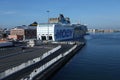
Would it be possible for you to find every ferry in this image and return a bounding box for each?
[37,14,87,41]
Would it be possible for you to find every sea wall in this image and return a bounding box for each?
[0,42,85,80]
[33,42,85,80]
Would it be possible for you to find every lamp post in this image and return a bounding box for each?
[47,10,50,41]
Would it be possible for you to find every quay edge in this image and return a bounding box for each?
[0,41,85,80]
[33,42,85,80]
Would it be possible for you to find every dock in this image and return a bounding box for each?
[0,41,85,80]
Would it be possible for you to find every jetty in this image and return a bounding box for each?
[0,41,85,80]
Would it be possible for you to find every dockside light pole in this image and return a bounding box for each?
[47,10,50,41]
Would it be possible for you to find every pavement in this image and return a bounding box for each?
[0,44,59,73]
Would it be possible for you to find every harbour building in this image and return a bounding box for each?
[8,22,37,41]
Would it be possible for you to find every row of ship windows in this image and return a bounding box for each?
[39,34,52,35]
[37,29,53,30]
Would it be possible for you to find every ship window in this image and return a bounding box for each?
[41,36,46,40]
[49,36,52,40]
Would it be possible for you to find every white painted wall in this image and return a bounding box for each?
[37,24,55,41]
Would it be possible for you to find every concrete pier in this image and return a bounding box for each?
[0,41,85,80]
[33,42,85,80]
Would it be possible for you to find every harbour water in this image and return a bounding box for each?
[51,33,120,80]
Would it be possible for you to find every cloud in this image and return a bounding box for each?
[4,11,16,14]
[0,11,16,15]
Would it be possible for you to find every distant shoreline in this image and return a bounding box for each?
[88,29,120,33]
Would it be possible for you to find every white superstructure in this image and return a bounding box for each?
[37,23,74,41]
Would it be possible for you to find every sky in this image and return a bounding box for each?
[0,0,120,29]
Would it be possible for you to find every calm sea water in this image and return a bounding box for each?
[51,33,120,80]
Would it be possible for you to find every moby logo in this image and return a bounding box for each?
[55,29,73,39]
